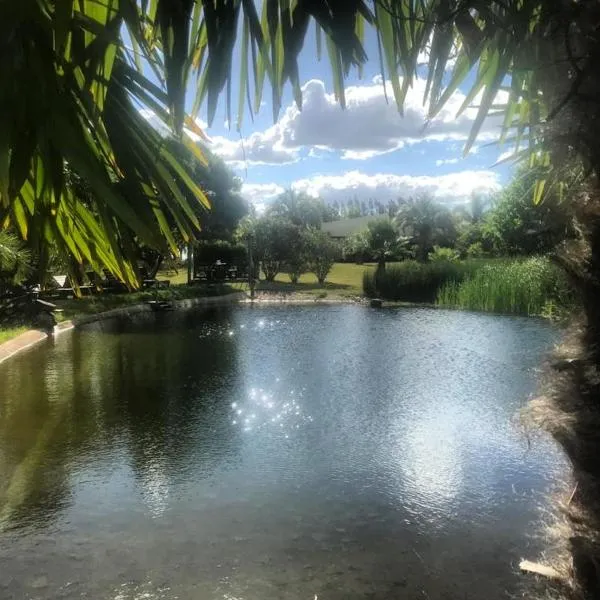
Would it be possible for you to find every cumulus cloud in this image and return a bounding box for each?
[290,170,501,205]
[241,169,501,210]
[210,129,297,166]
[139,77,504,166]
[240,182,285,213]
[215,77,505,165]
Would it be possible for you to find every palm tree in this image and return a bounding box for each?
[266,190,324,228]
[394,196,456,261]
[0,231,31,292]
[4,2,600,594]
[365,218,399,277]
[456,194,491,225]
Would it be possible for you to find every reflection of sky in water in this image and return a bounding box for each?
[0,305,566,600]
[231,386,313,438]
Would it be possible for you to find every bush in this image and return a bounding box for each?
[363,259,483,302]
[194,240,247,268]
[436,256,576,316]
[306,230,340,284]
[428,246,459,262]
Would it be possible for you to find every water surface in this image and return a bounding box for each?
[0,305,565,599]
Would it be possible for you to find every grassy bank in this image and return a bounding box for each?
[363,256,576,317]
[53,282,243,321]
[0,326,28,344]
[436,257,574,317]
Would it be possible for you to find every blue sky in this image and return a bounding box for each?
[170,27,514,211]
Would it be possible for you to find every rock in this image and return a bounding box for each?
[370,299,383,308]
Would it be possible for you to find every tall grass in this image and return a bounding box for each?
[436,256,575,317]
[363,259,484,303]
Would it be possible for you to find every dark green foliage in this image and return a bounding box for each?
[252,217,301,281]
[394,196,457,261]
[485,167,575,255]
[194,240,247,268]
[363,260,483,302]
[305,230,340,284]
[266,190,330,229]
[0,231,31,294]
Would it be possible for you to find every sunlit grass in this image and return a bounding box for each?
[271,262,375,296]
[0,326,28,344]
[436,257,575,317]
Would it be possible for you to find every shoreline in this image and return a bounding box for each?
[0,290,559,366]
[0,291,246,366]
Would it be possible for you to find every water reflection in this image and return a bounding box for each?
[231,386,313,437]
[0,307,242,528]
[0,305,566,600]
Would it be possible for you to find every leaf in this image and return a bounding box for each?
[326,36,345,108]
[54,0,74,55]
[464,52,509,155]
[315,20,322,61]
[374,0,403,110]
[533,179,546,205]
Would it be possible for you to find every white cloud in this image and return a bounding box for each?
[213,77,505,165]
[210,129,297,166]
[435,157,461,166]
[289,170,501,205]
[241,182,285,213]
[240,170,501,210]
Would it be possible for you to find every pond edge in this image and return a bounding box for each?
[0,292,247,365]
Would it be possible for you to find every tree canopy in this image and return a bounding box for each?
[3,0,592,287]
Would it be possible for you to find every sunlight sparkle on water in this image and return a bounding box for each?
[229,385,313,436]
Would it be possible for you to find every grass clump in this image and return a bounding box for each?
[363,259,484,303]
[436,256,575,317]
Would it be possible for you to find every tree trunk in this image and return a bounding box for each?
[148,254,164,280]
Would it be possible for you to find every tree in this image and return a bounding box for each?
[252,217,299,282]
[266,190,325,229]
[486,167,574,255]
[305,230,340,285]
[343,230,371,264]
[284,228,310,284]
[394,196,457,261]
[365,219,399,276]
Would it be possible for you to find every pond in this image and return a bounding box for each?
[0,304,565,600]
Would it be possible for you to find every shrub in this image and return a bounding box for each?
[363,259,482,302]
[428,246,459,262]
[306,230,340,284]
[194,240,247,268]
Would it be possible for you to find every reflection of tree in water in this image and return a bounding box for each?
[112,308,244,514]
[0,306,243,528]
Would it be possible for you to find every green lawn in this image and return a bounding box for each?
[0,326,28,344]
[269,262,374,296]
[157,262,374,297]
